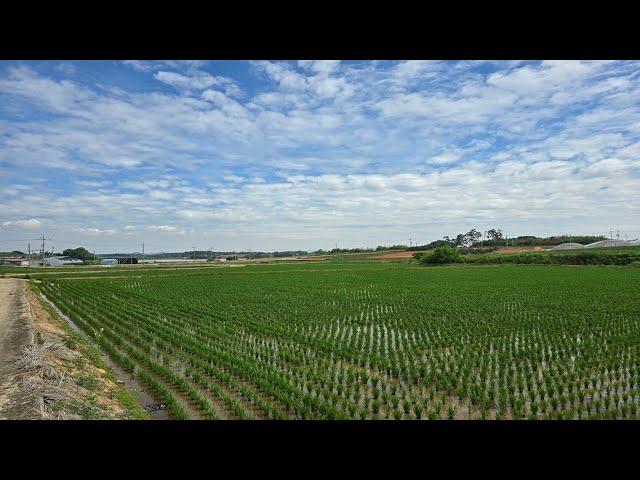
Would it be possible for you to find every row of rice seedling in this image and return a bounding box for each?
[38,263,640,419]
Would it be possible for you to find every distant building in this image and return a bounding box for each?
[101,258,119,265]
[44,256,84,266]
[116,257,138,264]
[0,256,24,266]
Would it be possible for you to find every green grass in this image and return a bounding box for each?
[36,262,640,420]
[460,246,640,266]
[548,246,640,255]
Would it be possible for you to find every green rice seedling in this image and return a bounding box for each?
[37,262,640,421]
[447,404,456,420]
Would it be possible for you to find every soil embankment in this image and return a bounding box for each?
[0,278,150,419]
[0,278,38,418]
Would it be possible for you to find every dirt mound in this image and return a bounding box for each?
[372,250,423,260]
[495,246,546,253]
[551,243,584,251]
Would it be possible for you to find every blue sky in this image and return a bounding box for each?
[1,60,639,253]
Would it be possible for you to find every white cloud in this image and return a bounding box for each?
[154,70,242,96]
[1,60,639,251]
[429,151,463,165]
[1,218,42,229]
[75,227,117,235]
[145,225,185,234]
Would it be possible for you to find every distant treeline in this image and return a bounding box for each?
[415,247,640,266]
[475,235,608,247]
[0,251,25,256]
[462,251,640,266]
[408,231,608,250]
[245,251,308,259]
[100,250,308,260]
[316,245,408,254]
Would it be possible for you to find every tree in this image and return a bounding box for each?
[416,246,461,265]
[485,229,503,241]
[464,229,482,246]
[62,247,93,261]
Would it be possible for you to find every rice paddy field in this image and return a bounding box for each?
[36,262,640,420]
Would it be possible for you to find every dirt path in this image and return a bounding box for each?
[0,278,39,419]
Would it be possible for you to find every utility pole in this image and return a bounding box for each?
[27,243,31,268]
[409,236,413,248]
[193,246,196,261]
[142,242,145,264]
[40,234,46,267]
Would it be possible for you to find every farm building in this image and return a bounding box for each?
[44,256,84,266]
[101,258,119,265]
[0,256,24,266]
[117,257,138,264]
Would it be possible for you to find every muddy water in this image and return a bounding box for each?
[100,353,170,420]
[38,292,170,420]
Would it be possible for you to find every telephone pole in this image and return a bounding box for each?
[40,234,47,267]
[192,246,196,261]
[142,242,145,264]
[27,243,31,268]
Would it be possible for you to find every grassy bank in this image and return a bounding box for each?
[459,247,640,266]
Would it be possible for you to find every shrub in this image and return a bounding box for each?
[417,246,461,265]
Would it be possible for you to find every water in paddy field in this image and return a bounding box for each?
[39,292,170,419]
[99,353,170,420]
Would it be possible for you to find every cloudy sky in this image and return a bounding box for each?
[1,60,639,253]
